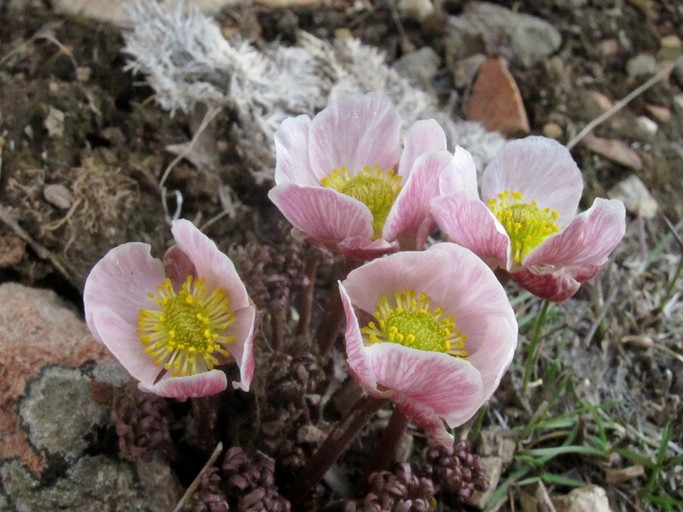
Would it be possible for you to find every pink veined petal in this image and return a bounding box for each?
[512,198,626,302]
[383,151,456,247]
[309,93,402,177]
[227,305,257,391]
[510,269,582,304]
[396,400,454,448]
[364,343,484,428]
[171,219,250,310]
[439,145,479,201]
[139,370,228,400]
[431,194,511,269]
[397,119,447,178]
[274,115,321,186]
[269,183,374,245]
[339,282,378,391]
[91,308,161,386]
[84,242,166,343]
[481,136,583,226]
[336,236,398,261]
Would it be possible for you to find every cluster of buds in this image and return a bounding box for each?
[357,463,436,512]
[424,440,488,502]
[260,352,327,470]
[221,447,291,512]
[187,467,228,512]
[111,383,175,462]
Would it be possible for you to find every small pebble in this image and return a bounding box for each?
[645,104,671,123]
[620,334,655,349]
[43,184,73,210]
[542,122,563,139]
[636,115,658,135]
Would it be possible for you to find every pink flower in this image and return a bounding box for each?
[340,243,517,447]
[268,93,458,259]
[431,136,626,302]
[84,220,256,399]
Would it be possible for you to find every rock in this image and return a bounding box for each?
[393,47,440,89]
[581,134,643,171]
[445,2,562,67]
[52,0,251,25]
[607,175,658,218]
[636,115,658,135]
[0,234,25,268]
[0,282,109,473]
[553,484,613,512]
[19,366,109,463]
[644,104,671,123]
[479,427,516,467]
[466,58,530,137]
[626,54,657,78]
[397,0,434,21]
[542,122,564,140]
[587,91,614,113]
[597,39,619,58]
[659,35,682,61]
[43,106,65,138]
[43,183,73,210]
[0,455,181,512]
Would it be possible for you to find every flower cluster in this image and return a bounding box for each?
[83,92,625,508]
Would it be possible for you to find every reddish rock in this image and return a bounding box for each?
[466,58,530,137]
[581,134,643,171]
[0,282,109,474]
[0,234,25,267]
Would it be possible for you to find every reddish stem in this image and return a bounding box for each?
[361,407,410,485]
[291,395,387,507]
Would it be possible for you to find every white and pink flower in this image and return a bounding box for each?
[84,220,256,399]
[268,93,458,259]
[340,243,517,447]
[432,136,626,302]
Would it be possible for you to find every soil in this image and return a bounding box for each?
[0,0,682,511]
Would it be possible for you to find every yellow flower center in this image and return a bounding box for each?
[487,190,560,264]
[137,276,235,377]
[361,289,468,357]
[321,164,402,238]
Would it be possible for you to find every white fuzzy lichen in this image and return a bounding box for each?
[122,0,504,179]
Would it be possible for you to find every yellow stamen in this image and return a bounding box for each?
[361,289,468,357]
[487,190,560,264]
[137,276,235,377]
[321,164,402,238]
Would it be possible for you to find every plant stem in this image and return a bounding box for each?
[297,256,318,335]
[291,395,387,506]
[523,300,551,393]
[361,407,410,484]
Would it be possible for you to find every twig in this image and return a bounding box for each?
[565,63,673,150]
[0,204,76,284]
[171,441,224,512]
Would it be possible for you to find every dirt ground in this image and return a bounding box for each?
[0,0,682,511]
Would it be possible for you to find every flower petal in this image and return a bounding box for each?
[364,343,484,430]
[227,305,257,391]
[397,119,447,178]
[274,114,321,186]
[439,145,479,200]
[91,308,160,386]
[513,198,626,302]
[139,370,228,399]
[171,219,250,310]
[309,93,402,176]
[481,136,583,225]
[431,194,510,269]
[340,282,377,391]
[269,183,374,246]
[337,236,398,261]
[84,242,165,342]
[383,151,456,247]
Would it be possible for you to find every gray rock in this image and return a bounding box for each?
[92,358,132,388]
[393,47,441,89]
[19,366,109,463]
[626,54,657,78]
[445,2,562,67]
[0,455,180,512]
